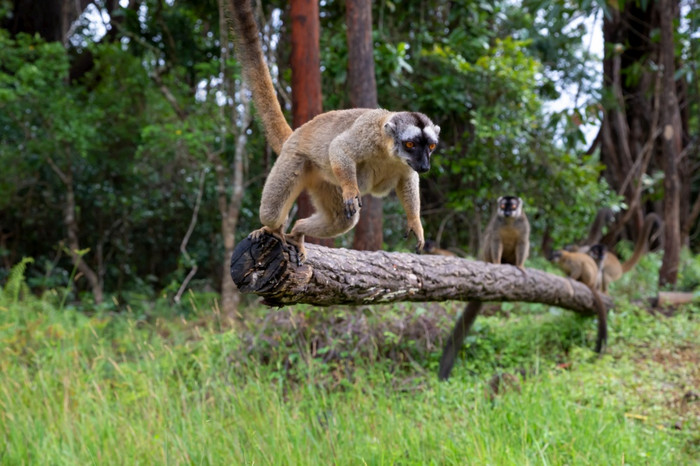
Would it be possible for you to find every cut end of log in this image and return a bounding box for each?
[230,233,312,306]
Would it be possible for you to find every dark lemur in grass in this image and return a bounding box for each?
[549,249,608,354]
[438,196,530,381]
[228,0,440,263]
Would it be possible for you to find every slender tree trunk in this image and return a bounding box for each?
[658,0,682,286]
[48,157,103,304]
[218,113,249,318]
[218,0,250,320]
[218,93,251,319]
[290,0,321,130]
[346,0,383,251]
[290,0,333,247]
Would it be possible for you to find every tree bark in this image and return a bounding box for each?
[218,90,250,318]
[345,0,377,107]
[599,2,660,248]
[290,0,321,130]
[3,0,91,43]
[47,157,103,304]
[290,0,333,247]
[657,0,682,286]
[217,0,250,320]
[346,0,383,251]
[351,198,383,251]
[230,233,612,315]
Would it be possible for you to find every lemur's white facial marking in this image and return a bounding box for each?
[423,126,439,143]
[400,125,421,140]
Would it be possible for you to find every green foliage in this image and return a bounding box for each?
[0,9,264,295]
[0,32,87,204]
[321,0,612,252]
[1,257,33,304]
[678,248,700,292]
[1,0,698,296]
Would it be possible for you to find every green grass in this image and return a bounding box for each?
[1,261,699,464]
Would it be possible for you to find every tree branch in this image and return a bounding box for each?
[174,169,206,303]
[230,234,613,315]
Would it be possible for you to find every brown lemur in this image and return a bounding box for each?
[228,0,440,263]
[577,213,662,293]
[549,249,607,354]
[585,243,608,291]
[438,196,530,381]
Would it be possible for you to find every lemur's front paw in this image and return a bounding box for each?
[249,227,298,262]
[249,226,283,242]
[343,193,362,219]
[405,220,424,253]
[414,238,425,254]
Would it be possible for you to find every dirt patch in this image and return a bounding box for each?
[631,343,700,431]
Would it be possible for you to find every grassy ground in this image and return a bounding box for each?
[1,257,699,464]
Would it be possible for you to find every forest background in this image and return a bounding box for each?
[1,0,700,462]
[1,0,698,312]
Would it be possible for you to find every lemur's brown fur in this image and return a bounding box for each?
[229,0,439,262]
[550,249,607,353]
[579,213,662,293]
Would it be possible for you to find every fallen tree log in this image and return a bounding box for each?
[654,291,696,307]
[230,233,613,315]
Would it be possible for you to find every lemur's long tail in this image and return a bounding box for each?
[229,0,292,154]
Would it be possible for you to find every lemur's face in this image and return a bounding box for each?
[385,113,440,174]
[587,244,607,264]
[549,250,563,263]
[497,196,523,218]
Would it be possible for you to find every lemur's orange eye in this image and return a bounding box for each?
[405,141,415,149]
[429,143,436,151]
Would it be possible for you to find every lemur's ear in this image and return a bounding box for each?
[384,121,396,136]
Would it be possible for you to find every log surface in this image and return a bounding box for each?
[230,233,612,315]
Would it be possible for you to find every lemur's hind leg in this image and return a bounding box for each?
[249,151,308,262]
[289,181,360,262]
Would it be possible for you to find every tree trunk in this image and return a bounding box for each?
[3,0,91,43]
[657,0,682,286]
[351,199,383,251]
[217,0,250,320]
[346,0,383,251]
[290,0,333,247]
[599,2,654,247]
[48,157,103,304]
[218,115,248,319]
[230,233,612,315]
[217,91,250,319]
